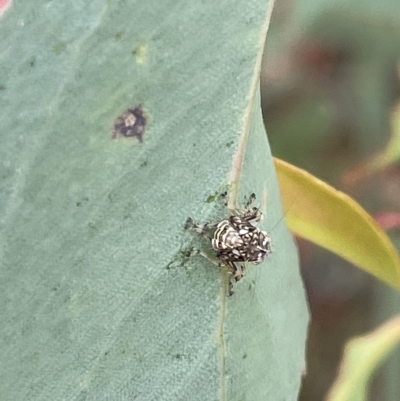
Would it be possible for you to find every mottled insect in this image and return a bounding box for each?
[185,193,271,295]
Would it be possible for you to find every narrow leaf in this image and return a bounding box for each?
[326,315,400,401]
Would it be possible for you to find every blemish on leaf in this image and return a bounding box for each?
[87,222,98,237]
[132,42,147,64]
[206,194,217,203]
[226,140,234,147]
[206,189,229,204]
[112,106,146,142]
[140,160,148,168]
[114,31,123,40]
[76,196,89,207]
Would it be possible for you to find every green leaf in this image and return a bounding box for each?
[274,157,400,290]
[0,1,308,400]
[326,314,400,401]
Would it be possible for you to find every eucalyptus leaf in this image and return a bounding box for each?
[0,1,308,400]
[275,158,400,290]
[326,315,400,401]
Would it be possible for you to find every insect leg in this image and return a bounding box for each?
[185,248,245,296]
[225,261,245,296]
[198,250,221,267]
[185,246,222,267]
[244,193,256,209]
[185,217,219,240]
[237,194,263,223]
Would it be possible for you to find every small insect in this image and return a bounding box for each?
[185,193,272,295]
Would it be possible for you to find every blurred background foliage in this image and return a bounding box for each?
[261,0,400,399]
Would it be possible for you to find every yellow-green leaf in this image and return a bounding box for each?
[274,157,400,290]
[325,314,400,401]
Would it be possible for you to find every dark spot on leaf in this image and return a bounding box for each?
[88,221,98,236]
[29,57,36,67]
[0,84,6,90]
[112,106,146,142]
[121,349,126,354]
[226,140,234,147]
[140,160,148,167]
[114,31,123,40]
[220,191,228,198]
[182,248,192,258]
[175,353,181,359]
[76,196,89,207]
[242,353,247,359]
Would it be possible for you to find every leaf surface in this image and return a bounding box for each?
[0,2,308,400]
